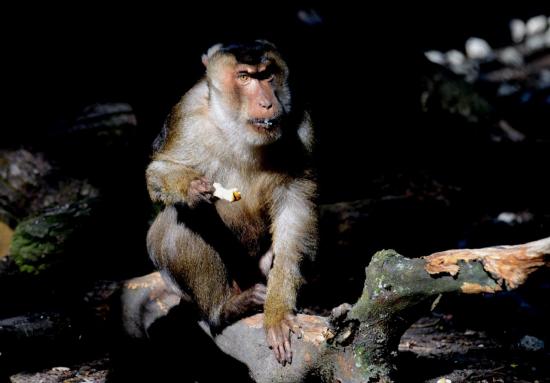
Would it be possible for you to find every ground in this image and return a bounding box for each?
[399,314,549,383]
[7,311,549,383]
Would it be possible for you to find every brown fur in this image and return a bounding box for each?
[146,41,317,362]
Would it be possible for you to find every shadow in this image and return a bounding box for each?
[108,303,253,382]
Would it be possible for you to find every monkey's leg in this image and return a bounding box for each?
[147,206,265,329]
[259,248,274,277]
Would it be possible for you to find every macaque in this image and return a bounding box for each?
[146,40,317,365]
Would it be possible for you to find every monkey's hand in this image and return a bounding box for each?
[265,313,303,366]
[187,177,215,207]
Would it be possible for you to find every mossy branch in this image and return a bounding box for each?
[117,236,549,382]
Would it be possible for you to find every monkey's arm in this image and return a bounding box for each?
[264,179,318,364]
[146,159,213,206]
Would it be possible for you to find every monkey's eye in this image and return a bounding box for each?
[237,73,250,83]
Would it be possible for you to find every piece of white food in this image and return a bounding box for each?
[213,183,241,202]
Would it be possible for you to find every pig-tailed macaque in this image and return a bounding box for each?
[146,40,317,365]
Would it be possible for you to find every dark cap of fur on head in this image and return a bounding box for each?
[219,40,277,65]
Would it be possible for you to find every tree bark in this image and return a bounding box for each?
[121,236,550,383]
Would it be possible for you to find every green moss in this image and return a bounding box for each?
[9,198,96,275]
[350,250,402,321]
[352,343,393,382]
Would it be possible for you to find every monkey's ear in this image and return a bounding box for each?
[201,43,223,67]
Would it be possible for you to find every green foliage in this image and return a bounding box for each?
[421,72,492,123]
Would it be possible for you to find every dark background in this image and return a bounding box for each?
[4,3,549,245]
[3,3,549,198]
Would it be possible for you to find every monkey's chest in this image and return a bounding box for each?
[214,200,270,258]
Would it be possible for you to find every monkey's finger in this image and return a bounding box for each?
[283,335,292,364]
[275,329,289,365]
[250,284,266,304]
[254,283,267,294]
[285,315,303,339]
[271,345,280,363]
[257,290,267,299]
[191,179,213,195]
[277,322,293,364]
[267,329,281,362]
[199,177,215,192]
[198,194,213,204]
[199,184,213,193]
[278,344,287,366]
[253,292,267,305]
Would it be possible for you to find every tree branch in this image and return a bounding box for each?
[120,236,549,382]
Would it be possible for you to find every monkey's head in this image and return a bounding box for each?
[203,40,291,146]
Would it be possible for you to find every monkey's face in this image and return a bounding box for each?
[208,50,291,146]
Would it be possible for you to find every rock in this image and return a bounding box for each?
[518,335,544,352]
[0,150,52,225]
[70,103,136,133]
[465,37,492,60]
[0,149,99,226]
[0,312,73,343]
[49,102,138,155]
[510,19,526,43]
[10,198,99,275]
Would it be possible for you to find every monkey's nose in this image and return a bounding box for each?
[259,100,273,109]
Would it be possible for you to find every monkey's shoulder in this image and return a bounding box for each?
[163,80,210,133]
[151,81,209,154]
[180,79,209,113]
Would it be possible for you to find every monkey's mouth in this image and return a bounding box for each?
[248,118,281,132]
